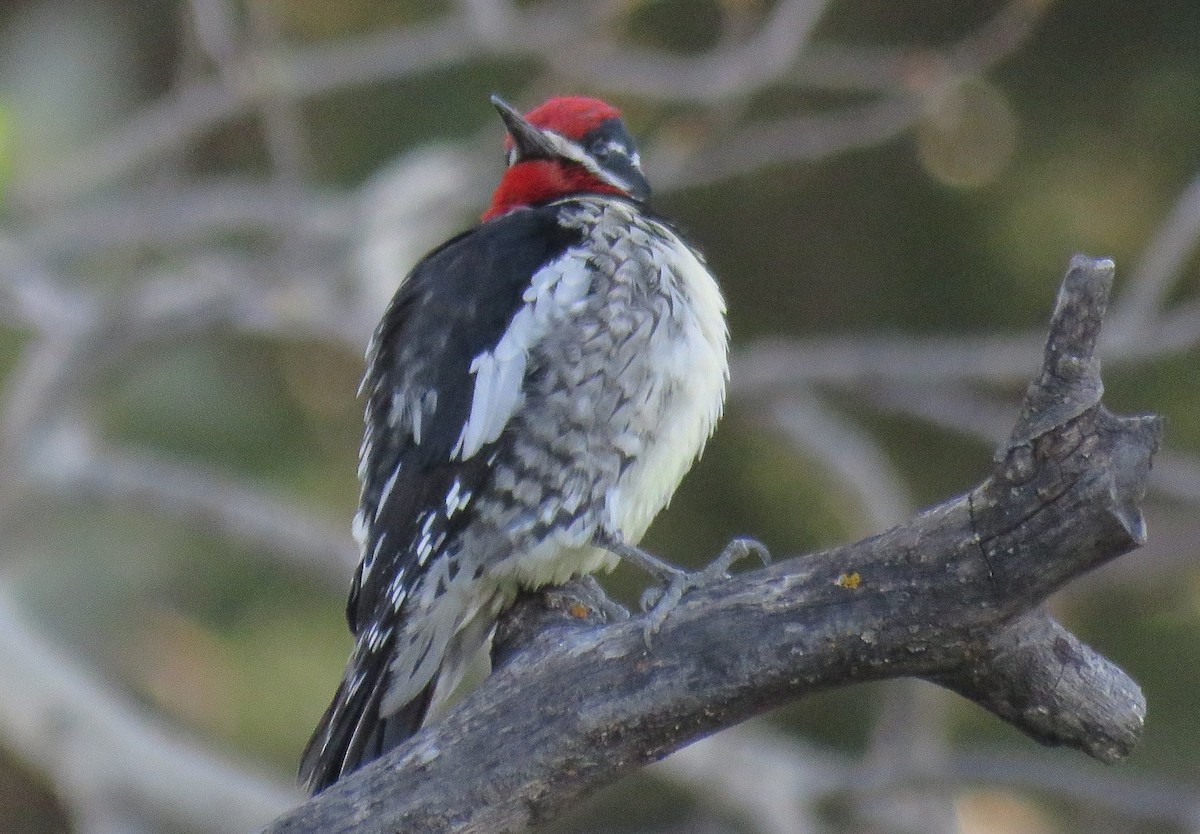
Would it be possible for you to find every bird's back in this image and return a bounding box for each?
[301,194,726,794]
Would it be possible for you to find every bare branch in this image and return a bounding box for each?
[655,97,922,191]
[22,181,354,260]
[0,588,298,834]
[261,257,1158,834]
[12,0,1046,206]
[243,0,315,187]
[546,0,830,104]
[792,0,1048,92]
[729,308,1198,398]
[187,0,242,74]
[11,15,480,205]
[767,392,914,533]
[38,437,355,587]
[1107,170,1200,346]
[0,329,104,529]
[659,727,1200,831]
[455,0,518,47]
[730,332,1042,393]
[656,728,829,834]
[866,381,1015,443]
[652,0,1046,188]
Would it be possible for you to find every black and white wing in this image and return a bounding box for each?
[299,206,583,793]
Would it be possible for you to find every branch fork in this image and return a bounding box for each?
[264,255,1159,834]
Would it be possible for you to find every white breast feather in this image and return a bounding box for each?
[605,226,728,543]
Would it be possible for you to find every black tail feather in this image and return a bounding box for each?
[299,654,433,795]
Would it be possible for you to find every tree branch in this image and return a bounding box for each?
[0,588,297,834]
[262,255,1159,834]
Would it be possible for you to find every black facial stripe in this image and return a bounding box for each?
[582,118,638,164]
[580,117,650,202]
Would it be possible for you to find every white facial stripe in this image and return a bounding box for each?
[509,129,639,194]
[548,133,638,193]
[602,139,638,167]
[544,132,591,167]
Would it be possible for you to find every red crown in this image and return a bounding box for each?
[520,96,622,140]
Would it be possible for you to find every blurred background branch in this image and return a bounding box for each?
[0,0,1195,832]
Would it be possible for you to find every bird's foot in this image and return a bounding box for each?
[597,534,771,647]
[542,575,630,623]
[577,575,632,622]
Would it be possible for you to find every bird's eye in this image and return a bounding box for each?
[589,139,612,160]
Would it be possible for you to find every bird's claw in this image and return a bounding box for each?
[638,537,772,647]
[709,536,772,574]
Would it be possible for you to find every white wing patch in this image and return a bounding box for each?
[351,509,368,547]
[453,251,592,460]
[377,466,402,516]
[388,388,438,445]
[444,478,472,516]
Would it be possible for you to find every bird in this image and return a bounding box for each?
[300,93,761,794]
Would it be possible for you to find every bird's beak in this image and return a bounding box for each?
[491,95,559,162]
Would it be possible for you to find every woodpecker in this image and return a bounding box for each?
[300,94,753,794]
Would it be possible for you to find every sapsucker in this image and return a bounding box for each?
[300,94,741,794]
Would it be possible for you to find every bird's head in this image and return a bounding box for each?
[483,95,651,220]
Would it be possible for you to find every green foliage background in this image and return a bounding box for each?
[0,0,1197,831]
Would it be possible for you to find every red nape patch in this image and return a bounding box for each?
[522,96,622,141]
[483,159,625,220]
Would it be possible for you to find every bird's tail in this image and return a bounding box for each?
[298,637,433,795]
[298,597,500,795]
